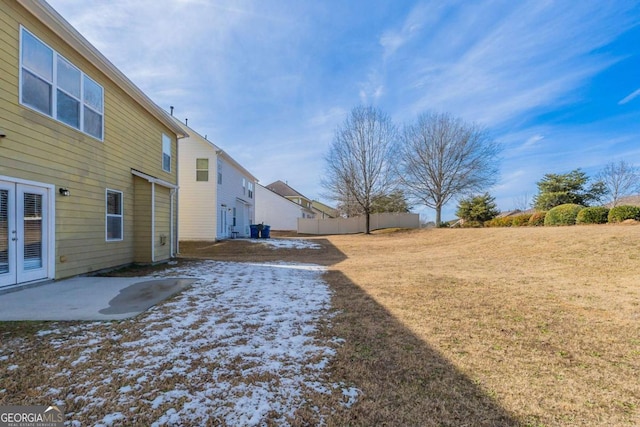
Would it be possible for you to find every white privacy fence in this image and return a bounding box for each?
[297,212,420,235]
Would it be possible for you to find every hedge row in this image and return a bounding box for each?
[482,204,640,227]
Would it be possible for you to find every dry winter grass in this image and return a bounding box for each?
[1,225,639,426]
[163,227,640,426]
[318,225,640,426]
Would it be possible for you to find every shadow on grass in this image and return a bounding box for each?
[176,237,521,425]
[289,238,518,426]
[321,269,520,426]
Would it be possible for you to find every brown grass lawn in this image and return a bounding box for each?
[1,226,639,426]
[320,225,640,426]
[179,226,640,426]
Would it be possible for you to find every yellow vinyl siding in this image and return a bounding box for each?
[133,177,152,263]
[1,0,178,278]
[154,186,172,262]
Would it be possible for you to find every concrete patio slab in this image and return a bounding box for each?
[0,276,198,321]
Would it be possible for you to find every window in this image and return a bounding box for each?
[20,27,104,140]
[106,190,123,241]
[242,178,246,195]
[248,182,254,199]
[217,171,222,185]
[196,158,209,181]
[233,207,237,227]
[162,134,171,172]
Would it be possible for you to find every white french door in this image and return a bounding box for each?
[0,181,49,288]
[219,208,228,238]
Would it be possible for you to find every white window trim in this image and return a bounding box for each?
[19,26,104,141]
[196,158,209,182]
[105,189,123,242]
[162,133,172,172]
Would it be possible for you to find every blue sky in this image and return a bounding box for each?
[47,0,640,221]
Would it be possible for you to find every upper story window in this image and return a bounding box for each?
[248,182,254,199]
[196,158,209,181]
[20,27,104,140]
[162,134,171,172]
[242,178,246,195]
[217,160,222,184]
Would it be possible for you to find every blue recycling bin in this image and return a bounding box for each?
[250,224,259,239]
[261,225,271,239]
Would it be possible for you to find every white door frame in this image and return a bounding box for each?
[0,176,55,288]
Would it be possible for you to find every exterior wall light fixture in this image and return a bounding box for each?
[59,188,70,196]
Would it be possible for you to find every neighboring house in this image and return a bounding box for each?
[255,181,315,231]
[311,200,337,219]
[604,194,640,208]
[176,121,257,240]
[0,0,186,290]
[265,180,315,212]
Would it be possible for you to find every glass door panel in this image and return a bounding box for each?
[0,182,16,287]
[16,184,48,284]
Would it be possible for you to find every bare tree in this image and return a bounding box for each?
[322,105,398,233]
[512,192,531,212]
[398,112,500,225]
[597,160,640,206]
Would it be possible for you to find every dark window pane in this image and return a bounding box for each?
[57,90,80,128]
[107,216,122,240]
[83,75,103,112]
[196,171,209,181]
[107,191,121,215]
[84,106,103,139]
[57,57,80,98]
[22,30,53,80]
[22,70,52,115]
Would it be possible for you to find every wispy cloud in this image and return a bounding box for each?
[618,88,640,105]
[367,1,636,128]
[379,2,441,59]
[522,135,544,149]
[47,0,640,211]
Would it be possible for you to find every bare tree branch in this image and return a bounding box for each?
[597,160,640,207]
[322,106,398,233]
[397,112,501,225]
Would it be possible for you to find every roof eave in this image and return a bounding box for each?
[19,0,187,138]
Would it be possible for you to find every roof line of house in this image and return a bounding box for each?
[172,118,258,182]
[20,0,187,138]
[258,183,315,214]
[131,169,178,189]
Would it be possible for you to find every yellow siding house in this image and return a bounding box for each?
[0,0,187,290]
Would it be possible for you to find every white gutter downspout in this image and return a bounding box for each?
[151,181,155,263]
[170,188,176,257]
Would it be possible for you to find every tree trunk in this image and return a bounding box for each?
[365,212,371,234]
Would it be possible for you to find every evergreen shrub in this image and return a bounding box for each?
[511,214,532,227]
[485,216,513,227]
[528,211,546,226]
[576,206,609,224]
[544,204,584,226]
[608,205,640,223]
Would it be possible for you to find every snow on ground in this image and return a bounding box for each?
[248,238,322,250]
[31,260,356,426]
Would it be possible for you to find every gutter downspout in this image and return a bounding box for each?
[151,181,155,263]
[170,188,176,257]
